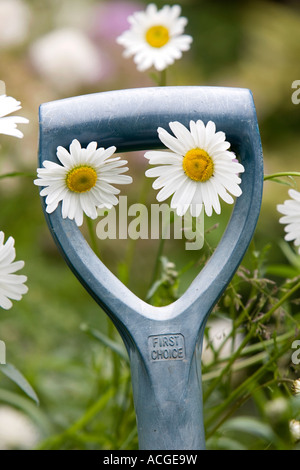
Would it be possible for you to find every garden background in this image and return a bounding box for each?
[0,0,300,450]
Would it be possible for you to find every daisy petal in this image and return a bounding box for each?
[0,94,28,138]
[0,232,27,309]
[277,189,300,252]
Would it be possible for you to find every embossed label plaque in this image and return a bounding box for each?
[148,333,185,362]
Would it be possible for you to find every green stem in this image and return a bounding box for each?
[206,377,296,442]
[0,171,35,180]
[149,238,166,288]
[37,387,115,449]
[85,216,101,259]
[119,426,138,450]
[264,172,300,181]
[203,279,300,402]
[205,337,296,434]
[159,69,167,86]
[120,177,152,287]
[147,213,171,295]
[150,68,168,87]
[0,389,52,437]
[202,329,297,381]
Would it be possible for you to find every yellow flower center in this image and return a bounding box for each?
[66,166,97,193]
[182,149,214,182]
[145,25,170,48]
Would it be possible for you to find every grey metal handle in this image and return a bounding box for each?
[38,86,264,449]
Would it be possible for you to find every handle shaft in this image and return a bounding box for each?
[128,337,205,450]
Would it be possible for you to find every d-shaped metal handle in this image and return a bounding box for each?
[38,86,263,450]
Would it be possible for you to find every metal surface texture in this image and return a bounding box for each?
[38,86,264,450]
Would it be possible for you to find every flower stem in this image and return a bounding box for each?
[205,336,297,436]
[118,177,152,287]
[264,171,300,181]
[0,171,35,180]
[159,69,167,86]
[150,69,168,87]
[37,387,115,449]
[148,216,170,294]
[203,278,300,402]
[85,216,101,259]
[150,238,166,287]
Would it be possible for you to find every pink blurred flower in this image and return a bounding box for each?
[90,1,143,42]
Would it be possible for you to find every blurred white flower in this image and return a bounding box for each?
[0,80,5,94]
[290,419,300,443]
[277,189,300,254]
[145,120,244,217]
[34,139,133,227]
[202,317,244,366]
[0,231,28,310]
[116,3,193,72]
[0,406,39,450]
[0,94,29,139]
[291,378,300,395]
[29,28,107,93]
[0,0,30,49]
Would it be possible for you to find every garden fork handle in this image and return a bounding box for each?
[38,86,263,450]
[128,332,205,450]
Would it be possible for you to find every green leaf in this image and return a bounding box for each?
[117,261,130,286]
[0,172,35,180]
[265,177,295,186]
[0,388,52,436]
[266,264,300,279]
[206,436,247,450]
[37,387,116,450]
[279,240,300,269]
[0,363,39,405]
[80,324,129,363]
[221,416,279,444]
[146,279,164,300]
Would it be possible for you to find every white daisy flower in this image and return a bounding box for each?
[290,419,300,443]
[145,120,245,217]
[34,139,133,227]
[116,3,193,72]
[277,189,300,254]
[0,0,31,49]
[0,94,29,138]
[291,378,300,395]
[29,28,106,94]
[0,232,28,310]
